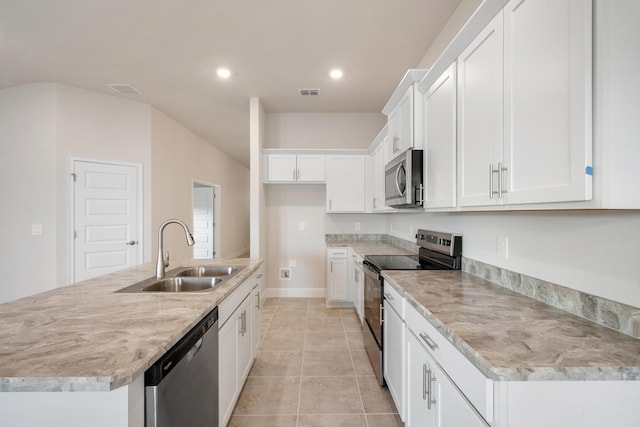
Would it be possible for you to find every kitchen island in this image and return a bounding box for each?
[0,258,263,426]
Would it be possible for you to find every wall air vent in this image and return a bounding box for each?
[107,83,142,95]
[298,88,320,96]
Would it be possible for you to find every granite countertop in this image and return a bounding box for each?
[0,258,263,392]
[326,240,414,256]
[382,270,640,382]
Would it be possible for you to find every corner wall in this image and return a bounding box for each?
[150,108,250,262]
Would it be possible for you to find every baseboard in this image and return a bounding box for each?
[263,288,326,299]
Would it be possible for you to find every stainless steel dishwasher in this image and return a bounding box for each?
[145,307,218,427]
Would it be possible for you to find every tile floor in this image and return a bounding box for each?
[228,297,403,427]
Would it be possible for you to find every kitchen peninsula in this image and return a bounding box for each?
[0,258,263,427]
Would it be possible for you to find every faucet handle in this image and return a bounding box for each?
[164,251,170,268]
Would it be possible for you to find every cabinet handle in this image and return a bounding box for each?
[419,332,439,351]
[427,368,437,409]
[256,274,263,279]
[372,197,376,209]
[256,291,260,309]
[379,304,383,325]
[489,163,497,199]
[498,162,507,198]
[384,292,393,301]
[422,364,428,401]
[329,199,332,210]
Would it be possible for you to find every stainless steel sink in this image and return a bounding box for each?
[174,266,240,278]
[116,265,244,293]
[142,277,221,292]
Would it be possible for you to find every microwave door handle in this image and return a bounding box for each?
[395,164,405,197]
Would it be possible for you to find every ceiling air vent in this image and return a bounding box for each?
[107,83,142,95]
[299,88,320,96]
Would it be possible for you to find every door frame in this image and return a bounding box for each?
[192,178,221,259]
[69,158,144,284]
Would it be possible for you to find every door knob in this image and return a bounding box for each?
[126,240,138,246]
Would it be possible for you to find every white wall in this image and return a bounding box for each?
[150,109,250,262]
[250,98,266,259]
[265,185,327,295]
[386,211,640,308]
[0,84,58,303]
[265,113,386,149]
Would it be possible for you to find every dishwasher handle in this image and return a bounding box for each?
[145,307,218,386]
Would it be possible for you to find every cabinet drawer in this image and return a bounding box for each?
[327,248,348,258]
[406,302,494,422]
[383,281,405,318]
[219,275,255,328]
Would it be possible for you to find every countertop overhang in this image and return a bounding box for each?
[0,258,263,392]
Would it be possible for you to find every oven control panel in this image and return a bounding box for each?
[415,229,462,256]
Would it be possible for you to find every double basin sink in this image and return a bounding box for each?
[117,265,244,293]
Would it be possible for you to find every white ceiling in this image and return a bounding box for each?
[0,0,462,166]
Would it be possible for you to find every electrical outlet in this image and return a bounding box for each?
[497,236,509,259]
[299,221,305,231]
[355,222,361,231]
[279,268,291,280]
[31,224,43,236]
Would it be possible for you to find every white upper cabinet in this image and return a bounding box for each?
[383,70,428,159]
[502,0,592,205]
[265,153,325,183]
[457,11,505,207]
[422,63,458,209]
[326,155,366,213]
[457,0,592,207]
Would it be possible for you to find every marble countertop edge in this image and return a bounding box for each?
[382,272,640,382]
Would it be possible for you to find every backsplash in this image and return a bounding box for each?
[463,258,640,339]
[326,233,640,339]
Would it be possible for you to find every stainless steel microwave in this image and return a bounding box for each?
[385,149,423,208]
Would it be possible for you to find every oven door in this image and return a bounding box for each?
[363,261,382,347]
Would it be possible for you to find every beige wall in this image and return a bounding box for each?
[416,0,483,69]
[0,84,58,303]
[151,108,250,263]
[55,84,153,285]
[266,113,386,149]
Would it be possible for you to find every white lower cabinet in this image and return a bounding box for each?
[406,330,488,427]
[218,271,261,427]
[326,248,351,307]
[383,282,405,421]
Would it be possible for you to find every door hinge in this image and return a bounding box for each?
[70,173,76,182]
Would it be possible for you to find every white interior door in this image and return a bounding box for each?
[73,160,141,282]
[192,186,215,259]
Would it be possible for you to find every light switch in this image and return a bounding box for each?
[31,224,43,236]
[355,222,361,231]
[299,221,305,231]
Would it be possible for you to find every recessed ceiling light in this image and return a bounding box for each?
[329,69,343,79]
[217,68,231,79]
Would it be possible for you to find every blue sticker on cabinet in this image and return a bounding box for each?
[585,166,593,176]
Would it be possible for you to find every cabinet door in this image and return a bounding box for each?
[424,63,457,209]
[297,154,325,182]
[219,315,240,427]
[433,353,489,427]
[388,107,400,158]
[238,295,254,385]
[383,302,405,420]
[503,0,592,204]
[407,331,437,427]
[267,154,298,182]
[252,285,261,355]
[326,156,365,212]
[457,11,504,207]
[397,86,415,154]
[327,257,348,302]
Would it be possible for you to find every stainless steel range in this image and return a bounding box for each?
[362,229,462,385]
